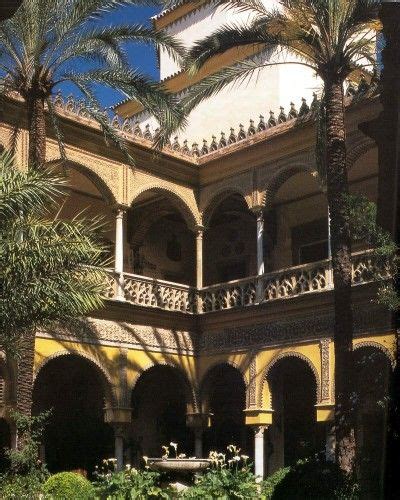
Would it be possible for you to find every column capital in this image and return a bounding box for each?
[253,425,268,437]
[112,204,129,217]
[104,406,132,425]
[195,225,205,237]
[250,205,265,217]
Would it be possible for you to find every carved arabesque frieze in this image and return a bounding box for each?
[199,305,391,354]
[38,318,195,354]
[320,338,330,402]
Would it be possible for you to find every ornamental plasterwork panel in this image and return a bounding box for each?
[38,318,195,354]
[131,170,201,227]
[320,338,330,402]
[247,355,257,408]
[199,305,391,354]
[46,141,122,205]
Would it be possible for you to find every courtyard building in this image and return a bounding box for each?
[0,1,395,494]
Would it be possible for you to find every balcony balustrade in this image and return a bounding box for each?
[104,250,389,314]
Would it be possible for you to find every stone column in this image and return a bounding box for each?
[186,412,210,458]
[195,226,204,313]
[194,428,203,458]
[256,210,265,276]
[196,226,204,288]
[114,208,126,300]
[254,425,267,480]
[114,429,124,472]
[325,423,336,462]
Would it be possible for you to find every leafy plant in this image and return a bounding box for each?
[4,410,49,477]
[182,446,258,499]
[345,193,399,310]
[93,458,172,499]
[43,471,95,500]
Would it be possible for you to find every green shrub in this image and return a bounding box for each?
[261,458,359,500]
[261,466,291,499]
[43,472,95,500]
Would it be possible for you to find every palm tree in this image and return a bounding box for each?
[181,0,380,473]
[0,151,109,420]
[0,0,185,167]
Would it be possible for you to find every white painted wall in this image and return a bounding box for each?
[138,0,322,144]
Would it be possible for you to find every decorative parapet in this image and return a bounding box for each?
[104,250,390,315]
[47,77,377,164]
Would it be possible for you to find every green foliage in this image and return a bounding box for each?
[345,193,399,310]
[0,472,45,500]
[43,472,95,500]
[5,410,49,476]
[0,411,49,500]
[93,459,172,499]
[261,459,359,500]
[0,152,110,352]
[181,447,258,499]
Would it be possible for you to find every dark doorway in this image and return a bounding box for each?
[354,347,391,499]
[131,365,193,463]
[268,357,320,471]
[201,364,251,456]
[32,355,114,475]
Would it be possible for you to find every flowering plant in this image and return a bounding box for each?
[181,445,258,499]
[93,458,171,499]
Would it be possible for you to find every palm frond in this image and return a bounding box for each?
[0,152,65,219]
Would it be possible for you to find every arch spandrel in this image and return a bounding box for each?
[258,350,322,409]
[46,141,123,205]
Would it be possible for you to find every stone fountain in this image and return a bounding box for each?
[147,444,211,492]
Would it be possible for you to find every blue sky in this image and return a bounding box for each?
[59,5,161,109]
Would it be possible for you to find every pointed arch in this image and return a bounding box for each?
[131,362,198,412]
[261,164,322,209]
[46,159,117,206]
[259,351,321,408]
[131,185,200,231]
[33,350,117,407]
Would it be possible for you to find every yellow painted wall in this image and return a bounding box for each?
[33,330,396,422]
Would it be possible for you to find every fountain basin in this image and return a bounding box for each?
[147,458,211,473]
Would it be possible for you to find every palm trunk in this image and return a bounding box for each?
[15,330,36,448]
[27,94,46,168]
[324,77,356,474]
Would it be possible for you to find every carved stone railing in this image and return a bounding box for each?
[122,273,196,313]
[199,250,389,313]
[104,251,388,314]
